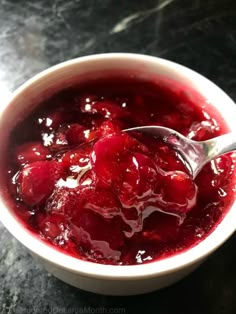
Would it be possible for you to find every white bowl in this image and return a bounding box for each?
[0,53,236,296]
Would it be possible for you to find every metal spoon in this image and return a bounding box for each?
[125,126,236,179]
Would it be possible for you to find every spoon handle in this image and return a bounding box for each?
[201,132,236,161]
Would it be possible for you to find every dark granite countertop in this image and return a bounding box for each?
[1,0,236,313]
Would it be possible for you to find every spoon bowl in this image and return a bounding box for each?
[125,126,236,179]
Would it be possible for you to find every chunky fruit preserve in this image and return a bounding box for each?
[6,77,235,265]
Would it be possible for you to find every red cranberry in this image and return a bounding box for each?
[91,132,149,186]
[45,186,80,216]
[39,213,70,244]
[77,186,121,219]
[98,120,122,137]
[196,155,233,200]
[81,98,129,119]
[154,144,187,172]
[118,153,158,208]
[142,211,180,242]
[14,142,50,165]
[38,111,67,131]
[71,210,125,252]
[60,144,91,169]
[17,161,64,206]
[187,121,219,141]
[160,171,197,213]
[66,123,87,145]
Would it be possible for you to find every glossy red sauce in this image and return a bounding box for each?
[6,77,235,265]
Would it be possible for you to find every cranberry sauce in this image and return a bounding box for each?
[6,77,235,265]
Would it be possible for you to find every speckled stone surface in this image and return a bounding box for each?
[1,0,236,313]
